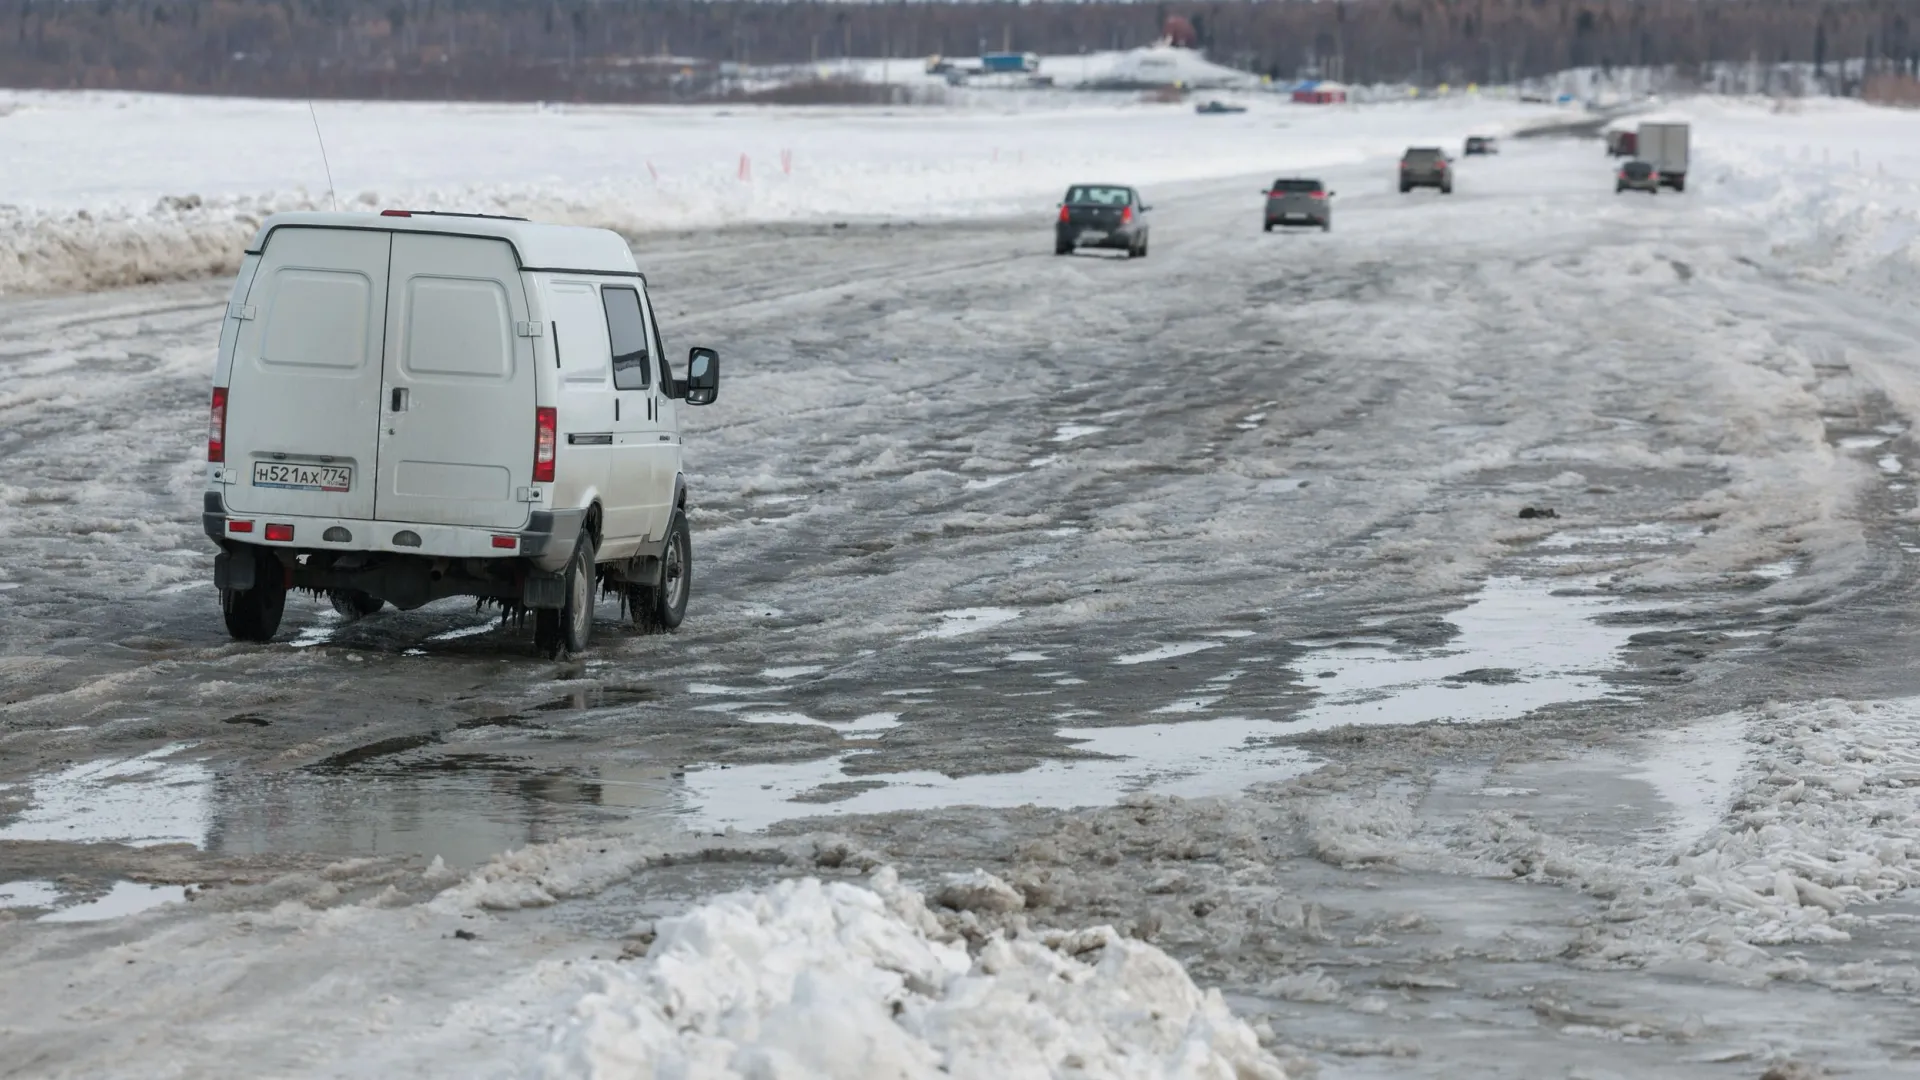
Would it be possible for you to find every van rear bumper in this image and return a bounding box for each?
[202,492,585,574]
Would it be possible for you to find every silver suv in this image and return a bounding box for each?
[1263,179,1333,232]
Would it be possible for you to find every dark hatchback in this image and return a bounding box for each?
[1056,184,1151,258]
[1263,178,1333,232]
[1616,160,1660,194]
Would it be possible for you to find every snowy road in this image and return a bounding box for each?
[7,118,1920,1076]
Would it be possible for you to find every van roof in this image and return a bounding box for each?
[245,211,639,275]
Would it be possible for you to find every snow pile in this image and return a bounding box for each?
[1660,699,1920,943]
[543,868,1287,1079]
[1686,98,1920,299]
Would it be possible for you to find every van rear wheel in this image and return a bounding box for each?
[222,547,286,643]
[535,534,595,658]
[630,510,691,633]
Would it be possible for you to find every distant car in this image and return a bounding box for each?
[1464,136,1499,156]
[1616,160,1660,194]
[1263,178,1333,232]
[1606,130,1638,157]
[1056,184,1151,258]
[1399,147,1452,193]
[1196,100,1247,114]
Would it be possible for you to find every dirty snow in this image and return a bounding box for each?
[545,869,1285,1080]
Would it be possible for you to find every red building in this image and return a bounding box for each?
[1291,80,1349,104]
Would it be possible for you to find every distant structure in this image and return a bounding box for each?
[1161,15,1198,49]
[1291,79,1348,104]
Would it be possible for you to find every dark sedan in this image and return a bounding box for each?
[1056,184,1151,258]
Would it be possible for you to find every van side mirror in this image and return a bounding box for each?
[684,347,720,406]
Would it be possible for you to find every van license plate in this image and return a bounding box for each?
[252,462,352,492]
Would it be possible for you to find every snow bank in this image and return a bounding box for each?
[1684,97,1920,299]
[543,868,1287,1079]
[0,89,1538,295]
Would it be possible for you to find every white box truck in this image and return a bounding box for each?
[1637,122,1690,191]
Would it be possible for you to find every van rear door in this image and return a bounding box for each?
[223,226,389,521]
[375,233,536,531]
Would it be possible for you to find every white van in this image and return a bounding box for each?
[202,210,720,656]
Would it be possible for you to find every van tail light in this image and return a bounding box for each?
[534,407,557,483]
[380,209,412,217]
[1058,206,1070,223]
[1121,206,1134,224]
[491,535,518,550]
[208,387,228,462]
[265,523,294,542]
[228,520,254,534]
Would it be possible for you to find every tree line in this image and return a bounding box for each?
[2,0,1917,102]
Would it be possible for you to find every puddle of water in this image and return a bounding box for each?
[687,683,778,697]
[1051,424,1106,443]
[1750,560,1797,581]
[0,880,62,908]
[1003,651,1051,662]
[0,744,212,848]
[1204,630,1257,639]
[1537,523,1703,549]
[428,620,502,642]
[761,666,824,680]
[39,882,188,923]
[209,761,689,867]
[1115,641,1222,666]
[291,619,339,649]
[678,716,1316,832]
[1879,454,1903,474]
[963,475,1016,490]
[915,608,1021,640]
[1838,435,1890,450]
[0,582,20,591]
[1027,455,1059,469]
[732,711,900,733]
[1293,577,1651,732]
[1625,715,1748,851]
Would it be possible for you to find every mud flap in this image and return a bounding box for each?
[214,551,255,592]
[523,572,566,610]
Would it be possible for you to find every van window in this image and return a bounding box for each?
[638,287,672,389]
[601,286,651,391]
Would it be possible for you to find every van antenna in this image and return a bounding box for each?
[307,101,339,212]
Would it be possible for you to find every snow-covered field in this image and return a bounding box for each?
[0,89,1544,293]
[7,90,1920,1077]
